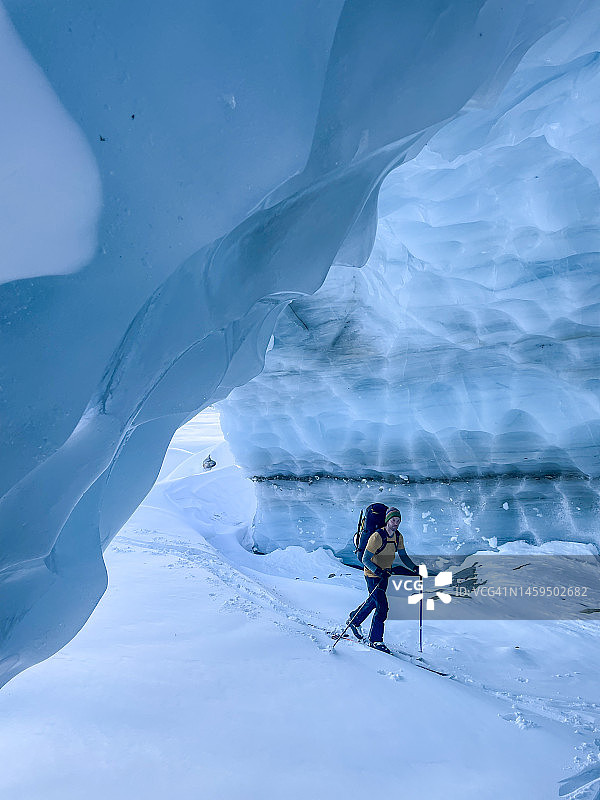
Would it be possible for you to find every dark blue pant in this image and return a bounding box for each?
[350,574,389,644]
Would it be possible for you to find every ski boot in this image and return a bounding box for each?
[369,640,392,654]
[346,617,364,641]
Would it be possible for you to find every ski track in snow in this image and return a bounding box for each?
[116,529,600,797]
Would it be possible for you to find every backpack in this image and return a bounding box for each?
[353,503,389,563]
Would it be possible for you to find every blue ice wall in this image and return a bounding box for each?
[219,1,600,557]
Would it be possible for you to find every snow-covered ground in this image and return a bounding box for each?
[1,411,598,799]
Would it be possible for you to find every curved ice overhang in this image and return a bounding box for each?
[0,0,579,685]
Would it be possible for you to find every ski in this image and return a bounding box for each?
[392,654,449,677]
[327,630,450,677]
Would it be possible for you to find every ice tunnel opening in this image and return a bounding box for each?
[133,406,259,555]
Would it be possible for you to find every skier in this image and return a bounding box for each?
[346,507,419,653]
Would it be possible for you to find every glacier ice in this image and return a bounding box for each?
[0,0,587,685]
[218,0,600,558]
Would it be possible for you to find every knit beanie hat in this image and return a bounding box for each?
[385,507,401,523]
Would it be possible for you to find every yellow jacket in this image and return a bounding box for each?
[363,529,405,578]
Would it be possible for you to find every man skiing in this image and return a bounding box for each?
[347,507,419,653]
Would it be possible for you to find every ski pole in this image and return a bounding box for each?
[332,576,385,649]
[419,585,423,653]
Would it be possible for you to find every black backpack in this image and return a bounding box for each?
[353,503,389,563]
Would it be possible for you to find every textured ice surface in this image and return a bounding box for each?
[0,0,586,685]
[219,0,600,554]
[245,476,600,563]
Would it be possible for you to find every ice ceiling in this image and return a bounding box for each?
[0,0,594,685]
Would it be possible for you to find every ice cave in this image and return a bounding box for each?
[1,2,599,798]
